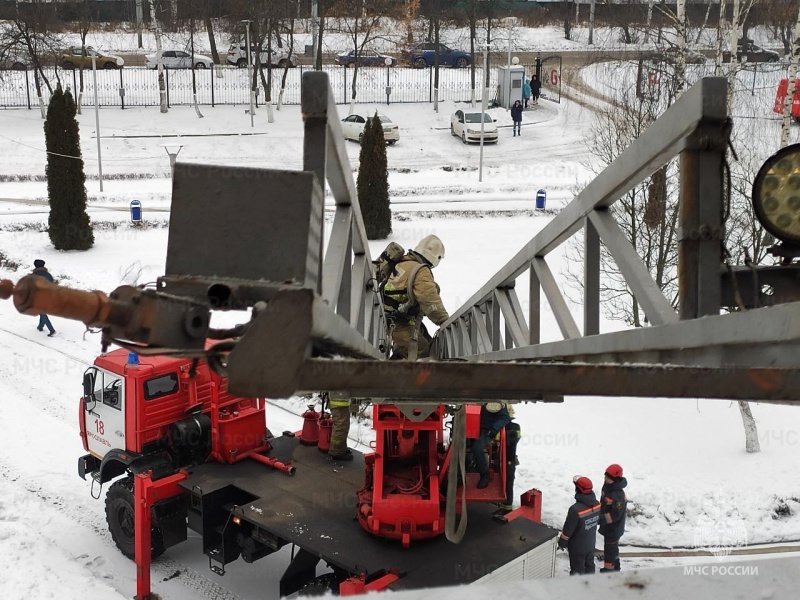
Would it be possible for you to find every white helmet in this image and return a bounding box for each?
[414,235,445,267]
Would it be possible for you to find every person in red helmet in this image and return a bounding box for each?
[599,463,628,572]
[558,475,601,575]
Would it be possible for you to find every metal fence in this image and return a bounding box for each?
[0,64,522,109]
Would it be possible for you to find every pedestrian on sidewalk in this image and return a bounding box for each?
[511,100,523,137]
[522,79,531,108]
[530,74,541,105]
[31,259,56,336]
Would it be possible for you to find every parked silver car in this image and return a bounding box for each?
[226,43,295,68]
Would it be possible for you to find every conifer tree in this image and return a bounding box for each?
[357,113,391,240]
[45,85,93,250]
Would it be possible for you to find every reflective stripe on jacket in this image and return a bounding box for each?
[383,254,449,326]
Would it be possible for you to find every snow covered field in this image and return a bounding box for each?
[1,25,799,600]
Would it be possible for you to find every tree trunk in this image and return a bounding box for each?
[695,2,712,45]
[779,6,800,148]
[737,401,760,453]
[727,0,742,110]
[715,0,727,77]
[676,0,686,97]
[205,16,219,64]
[150,0,168,113]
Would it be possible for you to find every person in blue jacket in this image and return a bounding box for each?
[31,259,56,336]
[522,79,532,108]
[599,463,628,572]
[558,476,601,575]
[472,402,511,489]
[510,100,523,137]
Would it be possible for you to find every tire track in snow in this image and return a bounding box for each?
[0,329,246,600]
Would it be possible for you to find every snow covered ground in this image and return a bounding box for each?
[1,26,799,600]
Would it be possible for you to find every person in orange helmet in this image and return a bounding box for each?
[599,463,628,573]
[558,475,601,575]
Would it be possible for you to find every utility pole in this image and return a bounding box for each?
[479,44,488,183]
[90,49,103,192]
[779,6,800,149]
[588,0,596,46]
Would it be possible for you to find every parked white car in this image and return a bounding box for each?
[341,112,399,145]
[226,43,295,68]
[145,50,213,69]
[450,110,498,144]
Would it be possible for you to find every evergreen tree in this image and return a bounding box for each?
[45,85,94,250]
[357,113,391,240]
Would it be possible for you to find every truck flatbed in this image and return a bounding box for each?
[180,434,558,591]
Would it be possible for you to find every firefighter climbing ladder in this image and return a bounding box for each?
[2,73,799,403]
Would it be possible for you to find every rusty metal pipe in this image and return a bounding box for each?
[249,452,296,475]
[0,276,129,329]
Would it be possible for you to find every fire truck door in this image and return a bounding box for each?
[84,368,126,458]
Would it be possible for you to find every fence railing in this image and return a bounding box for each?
[0,64,536,109]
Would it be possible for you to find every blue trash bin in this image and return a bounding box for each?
[535,189,546,209]
[130,200,142,223]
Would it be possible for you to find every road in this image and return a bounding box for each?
[116,49,651,69]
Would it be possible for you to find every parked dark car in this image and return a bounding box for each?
[335,50,396,67]
[723,39,780,63]
[404,42,470,69]
[0,53,29,70]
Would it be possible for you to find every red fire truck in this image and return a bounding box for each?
[774,78,800,123]
[78,346,558,599]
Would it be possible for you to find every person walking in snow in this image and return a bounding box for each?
[522,79,531,108]
[599,463,628,572]
[530,74,541,105]
[558,476,601,575]
[31,259,56,337]
[510,100,523,137]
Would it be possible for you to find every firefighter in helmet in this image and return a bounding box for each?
[599,463,628,572]
[382,234,449,360]
[558,476,601,575]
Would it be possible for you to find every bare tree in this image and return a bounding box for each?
[329,0,399,112]
[568,70,680,326]
[150,0,169,113]
[3,2,63,117]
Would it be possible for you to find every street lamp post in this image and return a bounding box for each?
[242,19,254,127]
[385,57,392,105]
[89,48,103,192]
[507,31,512,111]
[163,144,183,180]
[479,44,489,183]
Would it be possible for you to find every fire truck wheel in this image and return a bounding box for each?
[106,477,166,560]
[297,573,341,596]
